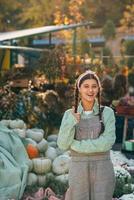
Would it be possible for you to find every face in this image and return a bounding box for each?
[79,79,99,103]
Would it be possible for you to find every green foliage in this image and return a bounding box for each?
[39,46,65,84]
[45,175,68,196]
[102,20,116,40]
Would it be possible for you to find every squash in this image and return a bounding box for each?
[9,119,26,129]
[28,159,33,172]
[26,129,44,142]
[52,155,71,175]
[55,174,69,184]
[13,128,26,138]
[33,157,52,174]
[45,146,57,160]
[27,173,38,186]
[26,144,39,159]
[0,119,11,127]
[47,134,58,142]
[25,138,37,146]
[48,141,57,148]
[37,175,46,186]
[56,148,65,156]
[37,138,48,153]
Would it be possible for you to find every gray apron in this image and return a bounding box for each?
[65,115,115,200]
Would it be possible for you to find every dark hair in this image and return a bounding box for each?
[74,73,105,135]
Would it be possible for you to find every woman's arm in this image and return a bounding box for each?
[57,109,77,150]
[71,107,116,153]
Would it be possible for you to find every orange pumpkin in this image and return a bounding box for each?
[26,144,39,159]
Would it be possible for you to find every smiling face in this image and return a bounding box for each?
[79,79,99,104]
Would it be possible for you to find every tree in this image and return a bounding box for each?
[102,20,116,40]
[120,3,134,32]
[0,0,21,31]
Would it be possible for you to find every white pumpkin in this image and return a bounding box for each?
[55,174,69,184]
[33,157,52,174]
[26,129,44,142]
[47,134,58,142]
[27,173,38,186]
[52,155,71,175]
[9,119,26,129]
[13,128,26,138]
[56,148,65,156]
[0,119,11,127]
[25,138,37,146]
[28,159,33,172]
[37,175,46,186]
[45,146,57,160]
[48,141,57,148]
[37,138,48,152]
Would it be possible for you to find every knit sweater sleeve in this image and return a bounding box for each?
[71,107,116,153]
[57,109,77,150]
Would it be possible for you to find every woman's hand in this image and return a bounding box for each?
[71,107,81,123]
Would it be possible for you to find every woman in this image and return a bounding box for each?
[57,70,116,200]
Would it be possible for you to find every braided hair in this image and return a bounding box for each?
[74,71,105,135]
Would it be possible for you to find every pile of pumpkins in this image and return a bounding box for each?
[0,119,70,187]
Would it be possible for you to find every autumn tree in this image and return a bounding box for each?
[120,3,134,32]
[0,0,21,31]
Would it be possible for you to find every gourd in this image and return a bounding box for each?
[28,159,33,172]
[55,174,69,184]
[13,128,26,138]
[45,146,57,160]
[33,157,52,174]
[37,138,48,153]
[27,173,38,186]
[47,134,58,142]
[25,138,37,146]
[0,119,11,127]
[56,148,65,156]
[26,129,44,142]
[37,175,46,186]
[26,144,39,159]
[52,155,71,175]
[48,141,57,148]
[9,119,26,129]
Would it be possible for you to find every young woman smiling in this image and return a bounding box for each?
[57,70,116,200]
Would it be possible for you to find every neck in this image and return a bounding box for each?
[82,100,94,111]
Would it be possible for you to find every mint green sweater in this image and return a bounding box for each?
[57,101,116,154]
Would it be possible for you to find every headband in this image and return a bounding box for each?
[77,70,101,89]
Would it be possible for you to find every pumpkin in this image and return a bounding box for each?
[26,144,39,159]
[55,174,69,184]
[33,157,52,174]
[13,128,26,138]
[0,119,11,127]
[56,148,65,156]
[45,146,57,160]
[27,173,38,186]
[37,175,46,186]
[28,159,33,172]
[37,138,48,153]
[47,134,58,142]
[48,141,57,148]
[26,129,44,142]
[52,155,71,175]
[9,119,26,129]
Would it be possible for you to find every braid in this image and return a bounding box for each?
[74,84,79,113]
[98,89,105,135]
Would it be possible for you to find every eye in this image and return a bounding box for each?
[92,85,97,88]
